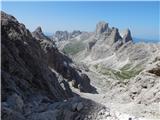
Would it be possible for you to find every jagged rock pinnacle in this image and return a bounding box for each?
[96,21,109,35]
[123,28,132,43]
[35,26,42,33]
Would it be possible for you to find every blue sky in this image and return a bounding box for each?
[2,1,159,41]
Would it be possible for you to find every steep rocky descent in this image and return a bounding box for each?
[1,11,91,120]
[32,26,96,93]
[1,12,126,120]
[1,10,73,102]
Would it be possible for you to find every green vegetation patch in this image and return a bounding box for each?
[63,41,86,55]
[94,63,143,80]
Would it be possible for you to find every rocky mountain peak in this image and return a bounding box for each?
[96,21,109,35]
[71,30,82,37]
[32,26,51,41]
[34,26,42,33]
[109,27,122,43]
[1,11,18,24]
[122,28,132,43]
[54,31,69,41]
[53,30,82,41]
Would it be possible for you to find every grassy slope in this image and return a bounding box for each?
[94,63,143,80]
[63,41,86,55]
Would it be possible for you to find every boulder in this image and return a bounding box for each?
[72,102,84,112]
[77,102,84,111]
[148,67,160,76]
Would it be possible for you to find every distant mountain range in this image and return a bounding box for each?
[133,37,159,43]
[44,33,159,43]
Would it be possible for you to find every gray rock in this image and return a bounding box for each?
[27,110,60,120]
[87,39,97,50]
[107,27,122,45]
[122,29,132,43]
[63,109,78,120]
[2,107,25,120]
[148,66,160,76]
[1,11,71,105]
[54,31,70,41]
[71,30,82,38]
[34,26,42,33]
[77,102,84,111]
[72,103,78,111]
[7,94,24,111]
[32,26,51,41]
[96,21,110,35]
[72,102,84,112]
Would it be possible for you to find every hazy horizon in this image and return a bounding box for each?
[2,1,159,42]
